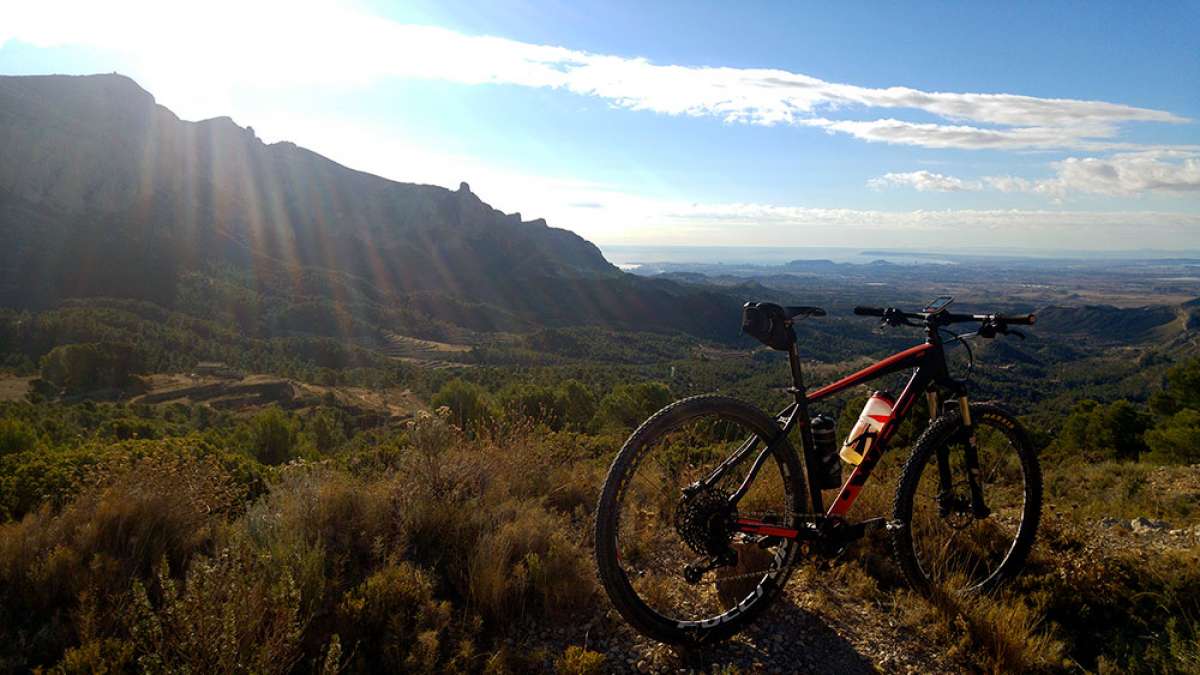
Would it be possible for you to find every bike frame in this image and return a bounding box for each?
[715,323,971,541]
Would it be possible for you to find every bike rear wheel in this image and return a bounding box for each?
[891,403,1042,593]
[594,395,807,645]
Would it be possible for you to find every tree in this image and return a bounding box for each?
[594,382,671,430]
[1146,356,1200,417]
[309,407,346,454]
[248,407,298,465]
[556,380,597,432]
[496,383,562,428]
[0,418,38,456]
[1145,409,1200,465]
[39,342,139,392]
[1054,399,1150,462]
[431,379,493,431]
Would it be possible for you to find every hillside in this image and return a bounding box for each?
[0,74,732,339]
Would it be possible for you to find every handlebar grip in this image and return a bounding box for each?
[854,306,886,317]
[997,314,1036,326]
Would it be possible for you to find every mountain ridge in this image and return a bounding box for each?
[0,73,737,339]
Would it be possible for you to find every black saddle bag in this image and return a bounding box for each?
[741,302,793,351]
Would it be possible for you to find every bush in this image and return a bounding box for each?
[431,379,494,431]
[249,407,300,465]
[0,435,266,523]
[556,380,597,432]
[0,417,38,456]
[1161,357,1200,412]
[337,561,476,673]
[0,453,244,670]
[1052,399,1150,462]
[1145,409,1200,464]
[593,381,671,430]
[39,342,139,393]
[468,503,595,623]
[497,382,562,428]
[124,552,306,674]
[556,646,606,675]
[0,399,606,671]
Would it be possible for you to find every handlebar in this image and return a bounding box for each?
[853,305,1036,327]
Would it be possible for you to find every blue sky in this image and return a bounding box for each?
[2,1,1198,250]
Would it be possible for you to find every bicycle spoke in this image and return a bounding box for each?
[907,417,1028,591]
[611,410,798,622]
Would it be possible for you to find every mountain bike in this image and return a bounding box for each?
[594,297,1042,645]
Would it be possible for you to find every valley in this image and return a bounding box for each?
[0,73,1197,673]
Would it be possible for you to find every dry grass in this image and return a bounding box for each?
[891,583,1065,673]
[0,410,601,672]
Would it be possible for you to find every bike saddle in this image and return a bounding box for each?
[785,306,826,319]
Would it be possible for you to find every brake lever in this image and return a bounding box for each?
[879,308,918,328]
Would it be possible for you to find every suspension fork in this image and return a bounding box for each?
[959,396,991,518]
[936,393,989,518]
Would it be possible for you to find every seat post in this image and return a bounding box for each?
[786,324,806,403]
[786,324,825,513]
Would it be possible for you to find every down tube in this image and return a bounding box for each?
[826,368,930,518]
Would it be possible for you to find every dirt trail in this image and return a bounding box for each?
[516,568,963,673]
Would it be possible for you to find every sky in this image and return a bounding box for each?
[1,0,1198,251]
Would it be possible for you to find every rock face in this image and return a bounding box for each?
[0,74,736,338]
[0,75,600,294]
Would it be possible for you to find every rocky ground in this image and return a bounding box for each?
[507,559,963,674]
[515,465,1200,673]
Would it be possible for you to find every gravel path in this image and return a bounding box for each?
[514,569,962,673]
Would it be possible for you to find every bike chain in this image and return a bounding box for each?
[700,508,814,584]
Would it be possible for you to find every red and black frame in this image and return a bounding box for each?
[693,313,976,545]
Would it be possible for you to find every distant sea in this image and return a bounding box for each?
[598,244,1200,270]
[598,245,952,269]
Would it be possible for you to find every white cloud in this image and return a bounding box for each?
[1,0,1190,151]
[870,152,1200,198]
[984,176,1038,193]
[256,115,1200,247]
[797,118,1185,152]
[620,201,1200,249]
[868,171,982,192]
[1047,153,1200,196]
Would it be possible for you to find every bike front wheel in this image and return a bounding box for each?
[594,395,807,645]
[891,403,1042,594]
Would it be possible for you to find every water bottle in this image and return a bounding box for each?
[810,414,841,489]
[840,391,894,465]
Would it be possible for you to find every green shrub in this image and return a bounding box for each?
[1052,399,1150,462]
[1145,409,1200,464]
[0,436,266,522]
[0,417,38,456]
[497,382,562,428]
[249,407,300,465]
[307,407,347,454]
[556,379,597,432]
[431,378,494,431]
[593,381,671,429]
[39,342,139,392]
